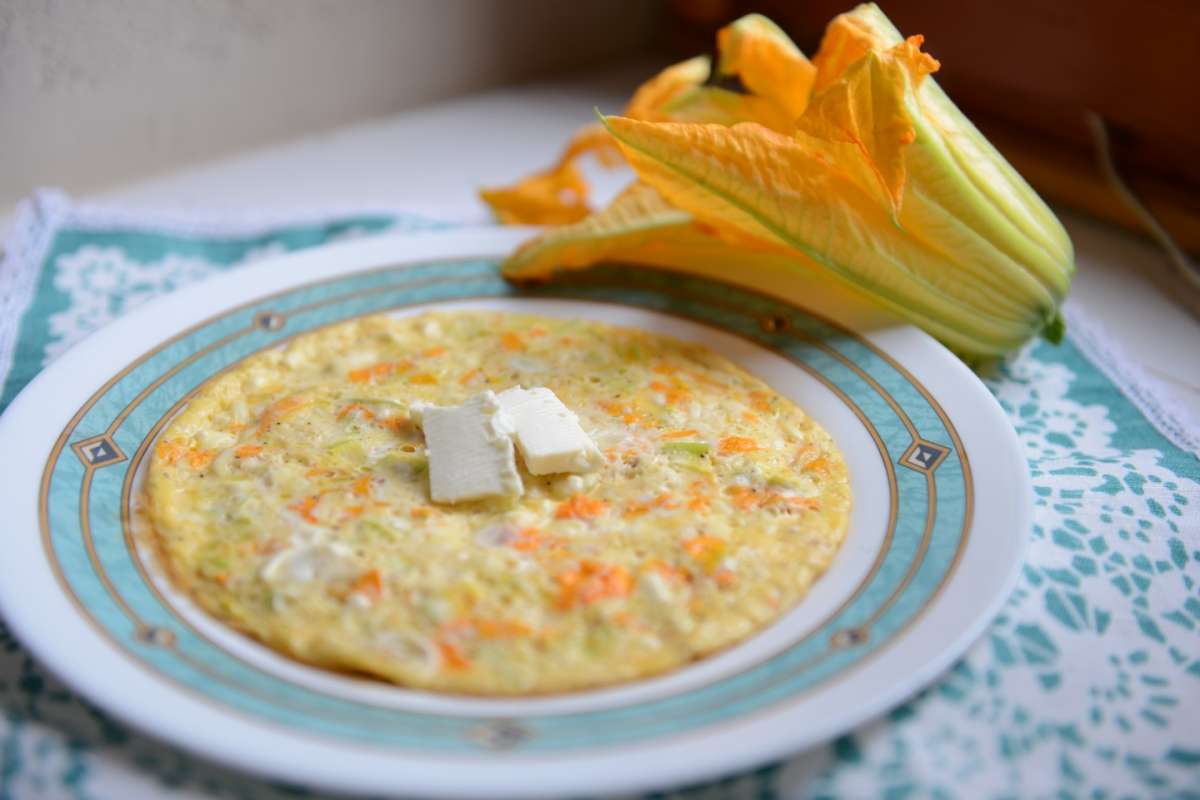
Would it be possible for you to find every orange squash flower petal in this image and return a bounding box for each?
[716,14,815,119]
[480,56,710,227]
[598,115,1032,352]
[660,86,795,133]
[479,159,592,226]
[797,37,937,213]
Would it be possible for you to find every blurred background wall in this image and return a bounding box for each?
[0,0,661,210]
[3,0,1196,268]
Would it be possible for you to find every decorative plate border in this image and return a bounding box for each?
[40,260,971,754]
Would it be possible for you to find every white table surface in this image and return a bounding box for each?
[23,64,1200,420]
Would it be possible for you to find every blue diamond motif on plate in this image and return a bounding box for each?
[901,439,950,473]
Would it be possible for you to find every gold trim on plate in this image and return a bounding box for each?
[36,261,974,750]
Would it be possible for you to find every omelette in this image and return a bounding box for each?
[145,311,851,694]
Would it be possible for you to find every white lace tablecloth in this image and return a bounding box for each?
[1,191,1197,799]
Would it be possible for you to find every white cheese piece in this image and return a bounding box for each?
[261,541,357,587]
[374,631,438,675]
[548,472,591,499]
[496,386,602,475]
[416,391,523,504]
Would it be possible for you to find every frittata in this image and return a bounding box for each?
[145,311,851,694]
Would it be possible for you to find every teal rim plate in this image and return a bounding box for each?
[0,228,1030,798]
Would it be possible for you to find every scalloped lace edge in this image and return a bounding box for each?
[1063,301,1200,459]
[0,190,72,392]
[1,189,451,395]
[3,190,1196,458]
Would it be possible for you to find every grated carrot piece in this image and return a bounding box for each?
[305,467,334,478]
[623,492,677,518]
[528,326,548,338]
[581,565,633,604]
[336,403,375,421]
[554,494,608,520]
[803,456,829,473]
[742,410,759,423]
[379,415,410,433]
[156,439,186,466]
[748,391,773,413]
[728,485,760,510]
[510,526,562,552]
[347,361,408,384]
[512,527,541,551]
[682,535,726,571]
[622,499,652,518]
[597,400,623,417]
[659,428,700,440]
[499,331,525,352]
[598,399,644,425]
[686,480,712,512]
[343,505,365,519]
[409,373,438,386]
[556,561,632,608]
[727,485,819,513]
[437,640,471,670]
[186,449,215,469]
[351,475,372,496]
[458,367,482,385]
[793,443,818,463]
[554,563,589,609]
[605,567,634,597]
[693,373,723,389]
[288,495,320,524]
[718,436,759,455]
[234,444,263,458]
[769,495,820,512]
[257,394,310,433]
[649,379,690,405]
[714,568,738,588]
[473,619,533,638]
[349,568,383,600]
[423,346,448,358]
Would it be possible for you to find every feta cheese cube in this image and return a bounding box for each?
[496,387,602,475]
[415,391,523,504]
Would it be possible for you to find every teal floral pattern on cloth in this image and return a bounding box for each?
[777,342,1200,800]
[0,195,1196,799]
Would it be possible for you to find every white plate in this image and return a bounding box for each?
[0,228,1029,798]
